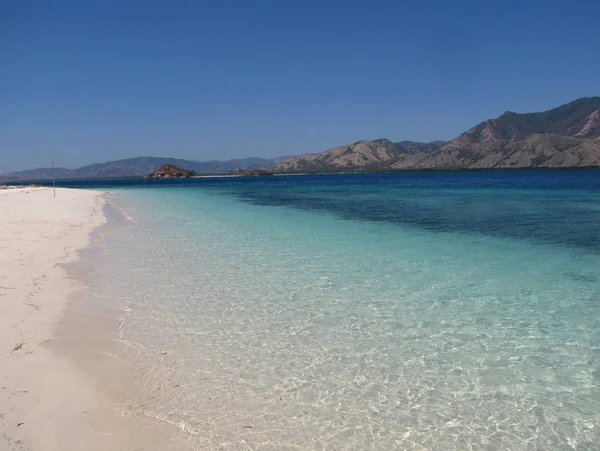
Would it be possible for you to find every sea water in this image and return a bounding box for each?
[72,172,600,449]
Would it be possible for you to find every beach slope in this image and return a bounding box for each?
[0,188,187,451]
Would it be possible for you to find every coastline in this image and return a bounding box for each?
[0,188,189,451]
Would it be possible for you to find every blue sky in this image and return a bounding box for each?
[1,0,599,171]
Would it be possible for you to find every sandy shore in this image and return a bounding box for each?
[0,188,189,451]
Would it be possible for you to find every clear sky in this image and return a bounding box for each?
[1,0,599,171]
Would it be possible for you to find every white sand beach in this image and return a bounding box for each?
[0,188,188,451]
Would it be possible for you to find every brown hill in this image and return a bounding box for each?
[272,139,444,173]
[270,97,600,173]
[273,139,396,173]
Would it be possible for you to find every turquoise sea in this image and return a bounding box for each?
[62,171,600,449]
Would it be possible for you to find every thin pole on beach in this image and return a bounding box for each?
[52,159,56,198]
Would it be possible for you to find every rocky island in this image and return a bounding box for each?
[146,164,198,179]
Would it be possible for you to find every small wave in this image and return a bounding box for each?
[142,410,200,436]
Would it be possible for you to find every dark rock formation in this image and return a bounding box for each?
[146,164,197,179]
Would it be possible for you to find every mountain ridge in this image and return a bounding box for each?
[4,97,600,180]
[444,97,600,150]
[271,97,600,173]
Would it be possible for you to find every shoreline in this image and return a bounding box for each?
[3,165,600,188]
[0,187,189,451]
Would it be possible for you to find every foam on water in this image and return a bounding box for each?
[80,172,600,450]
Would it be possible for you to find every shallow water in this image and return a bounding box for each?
[76,172,600,449]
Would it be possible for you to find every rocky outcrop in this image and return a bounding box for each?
[146,164,197,178]
[574,110,600,138]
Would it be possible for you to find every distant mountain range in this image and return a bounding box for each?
[0,156,288,181]
[3,97,599,180]
[271,97,600,172]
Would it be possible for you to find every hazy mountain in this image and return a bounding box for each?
[0,156,280,181]
[271,97,600,172]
